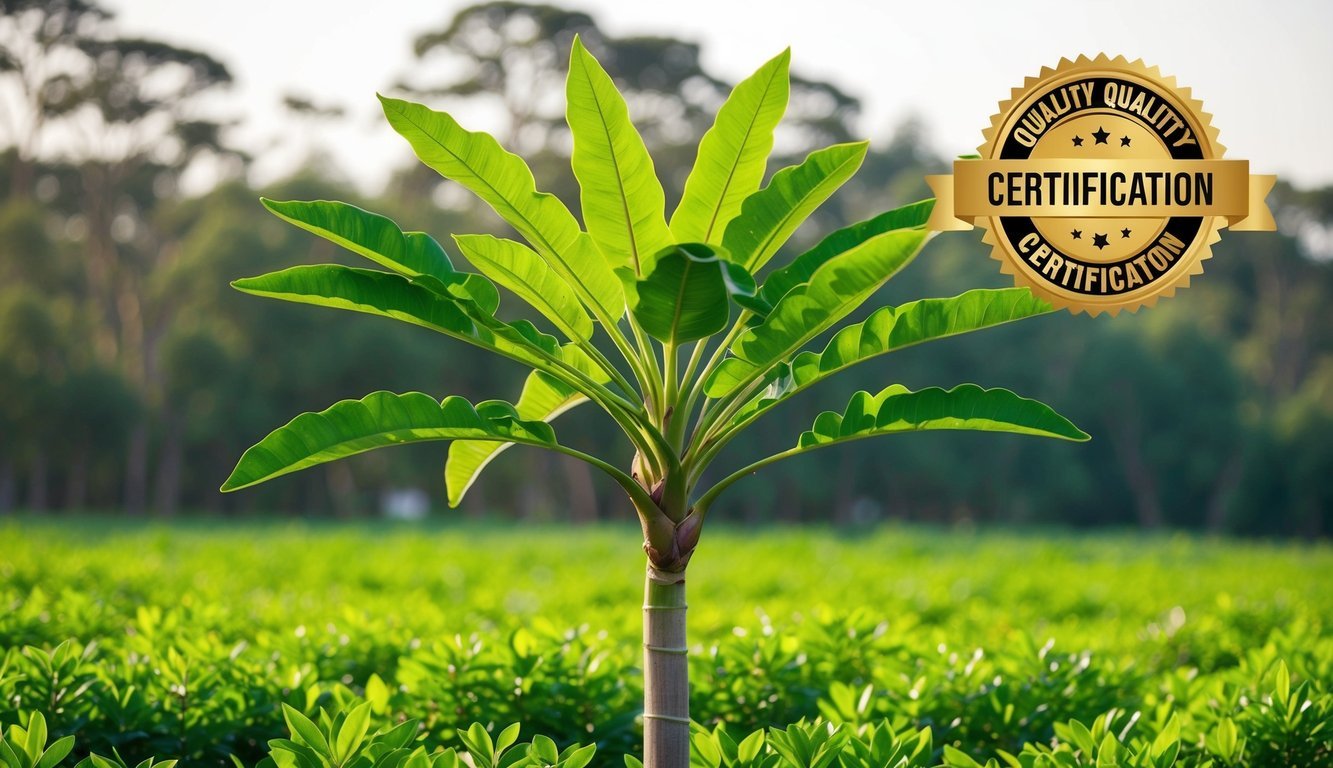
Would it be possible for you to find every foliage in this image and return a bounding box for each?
[0,2,1328,533]
[220,40,1086,584]
[0,521,1329,767]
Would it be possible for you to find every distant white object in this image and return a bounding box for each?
[382,488,429,520]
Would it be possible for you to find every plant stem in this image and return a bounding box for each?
[695,445,802,511]
[643,565,688,768]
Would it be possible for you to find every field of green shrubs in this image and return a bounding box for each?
[0,519,1329,767]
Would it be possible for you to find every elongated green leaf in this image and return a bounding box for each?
[796,384,1088,452]
[260,198,442,279]
[222,392,559,491]
[446,345,610,507]
[260,198,501,314]
[379,95,623,320]
[34,736,74,768]
[723,288,1052,421]
[623,243,756,345]
[566,36,671,274]
[334,702,372,762]
[758,199,934,307]
[282,704,330,756]
[704,227,930,398]
[231,265,559,366]
[670,49,790,243]
[721,141,868,273]
[453,234,593,341]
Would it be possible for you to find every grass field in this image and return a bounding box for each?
[1,519,1329,767]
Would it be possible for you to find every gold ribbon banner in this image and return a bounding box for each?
[927,159,1276,232]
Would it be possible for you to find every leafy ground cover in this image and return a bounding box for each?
[1,519,1328,767]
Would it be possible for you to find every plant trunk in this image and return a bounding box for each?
[643,566,688,768]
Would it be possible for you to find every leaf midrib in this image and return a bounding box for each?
[574,53,644,275]
[702,64,783,242]
[386,100,605,315]
[742,150,863,272]
[475,248,586,340]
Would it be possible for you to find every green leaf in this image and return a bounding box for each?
[1274,660,1291,705]
[453,234,594,341]
[530,736,560,765]
[670,49,790,243]
[721,141,868,273]
[562,745,596,768]
[446,345,607,508]
[494,724,520,756]
[231,265,559,369]
[737,730,765,763]
[282,704,330,757]
[459,723,494,768]
[566,36,672,274]
[24,712,45,764]
[34,736,74,768]
[379,95,623,320]
[221,392,559,492]
[334,702,372,762]
[758,199,934,308]
[623,243,756,345]
[941,745,984,768]
[722,289,1052,423]
[262,198,450,280]
[704,227,931,398]
[795,384,1089,451]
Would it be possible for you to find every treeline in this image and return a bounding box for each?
[0,1,1328,534]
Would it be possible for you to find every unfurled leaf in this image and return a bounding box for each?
[379,95,623,320]
[334,702,372,762]
[721,289,1052,422]
[446,345,608,508]
[704,227,930,398]
[758,199,934,308]
[221,393,559,492]
[566,36,671,274]
[453,234,594,341]
[623,243,756,345]
[231,265,560,368]
[670,49,790,243]
[261,199,453,282]
[721,141,868,273]
[795,384,1088,451]
[281,704,330,756]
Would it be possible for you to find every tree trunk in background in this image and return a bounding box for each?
[26,451,47,511]
[326,462,357,518]
[565,458,598,522]
[643,566,688,768]
[1106,393,1163,529]
[1205,450,1245,533]
[153,418,184,517]
[0,457,15,513]
[65,443,89,511]
[124,424,149,515]
[518,452,548,520]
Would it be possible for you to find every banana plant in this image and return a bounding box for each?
[222,39,1088,768]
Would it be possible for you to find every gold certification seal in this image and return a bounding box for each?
[927,55,1276,315]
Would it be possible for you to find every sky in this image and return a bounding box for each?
[105,0,1333,194]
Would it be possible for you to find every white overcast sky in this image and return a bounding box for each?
[106,0,1333,194]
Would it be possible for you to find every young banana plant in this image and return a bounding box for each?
[221,39,1088,768]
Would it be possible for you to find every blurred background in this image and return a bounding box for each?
[0,0,1329,535]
